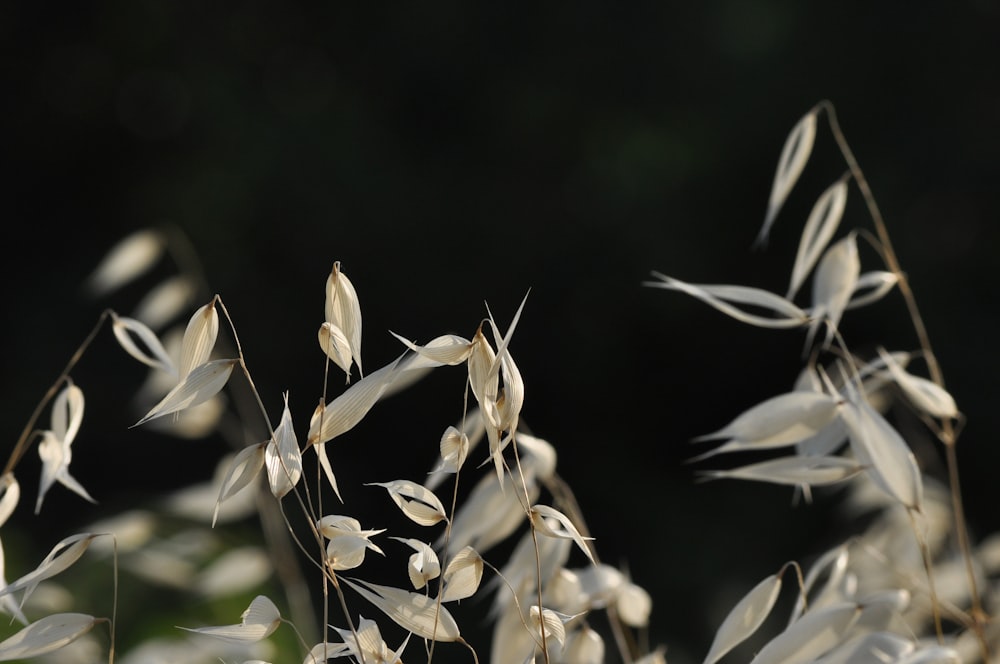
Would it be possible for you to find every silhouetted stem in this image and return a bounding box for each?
[821,99,987,659]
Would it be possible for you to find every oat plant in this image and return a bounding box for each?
[2,100,995,664]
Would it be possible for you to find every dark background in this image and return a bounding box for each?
[3,1,999,662]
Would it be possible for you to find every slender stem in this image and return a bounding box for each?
[908,508,945,643]
[108,536,118,664]
[4,309,111,476]
[821,100,988,656]
[510,437,549,664]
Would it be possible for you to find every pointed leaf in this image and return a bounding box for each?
[692,391,841,459]
[436,426,470,477]
[0,534,101,609]
[467,324,499,423]
[787,177,849,299]
[179,595,281,644]
[0,538,28,626]
[703,572,783,664]
[756,108,818,248]
[367,480,447,527]
[313,442,343,503]
[846,270,899,310]
[877,347,958,419]
[788,544,849,624]
[441,546,483,602]
[529,605,569,647]
[750,602,860,664]
[0,475,19,529]
[342,578,461,642]
[35,430,96,513]
[390,332,473,366]
[0,613,99,660]
[645,274,809,329]
[318,322,354,383]
[36,384,94,514]
[134,359,237,427]
[325,262,363,377]
[897,646,962,664]
[326,535,382,571]
[807,233,860,350]
[213,442,266,527]
[178,299,220,381]
[51,382,85,445]
[842,396,923,510]
[530,504,595,563]
[699,455,862,488]
[111,312,177,375]
[307,354,405,445]
[485,293,528,432]
[266,392,303,499]
[392,538,441,590]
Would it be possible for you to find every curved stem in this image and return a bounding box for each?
[821,100,988,657]
[4,309,111,476]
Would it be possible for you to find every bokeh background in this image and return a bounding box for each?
[3,1,1000,662]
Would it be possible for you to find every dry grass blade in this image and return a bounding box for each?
[530,504,595,564]
[179,300,220,380]
[133,358,237,427]
[842,396,924,511]
[787,178,849,300]
[806,233,860,350]
[440,546,483,602]
[0,613,100,661]
[788,545,848,625]
[467,325,499,422]
[265,392,303,499]
[702,572,783,664]
[390,332,473,366]
[391,538,441,590]
[0,474,20,529]
[529,605,570,647]
[341,577,462,642]
[35,382,94,513]
[318,322,354,382]
[645,274,809,329]
[845,271,898,310]
[213,442,266,527]
[110,312,177,375]
[307,353,405,446]
[698,455,862,489]
[749,602,860,664]
[691,391,841,460]
[325,261,363,378]
[755,108,818,249]
[0,533,102,609]
[876,347,958,419]
[367,480,448,527]
[178,594,281,644]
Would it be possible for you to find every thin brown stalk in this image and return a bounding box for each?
[4,309,111,476]
[821,100,988,659]
[908,508,945,643]
[510,437,549,664]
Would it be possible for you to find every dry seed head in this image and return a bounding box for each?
[178,298,220,380]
